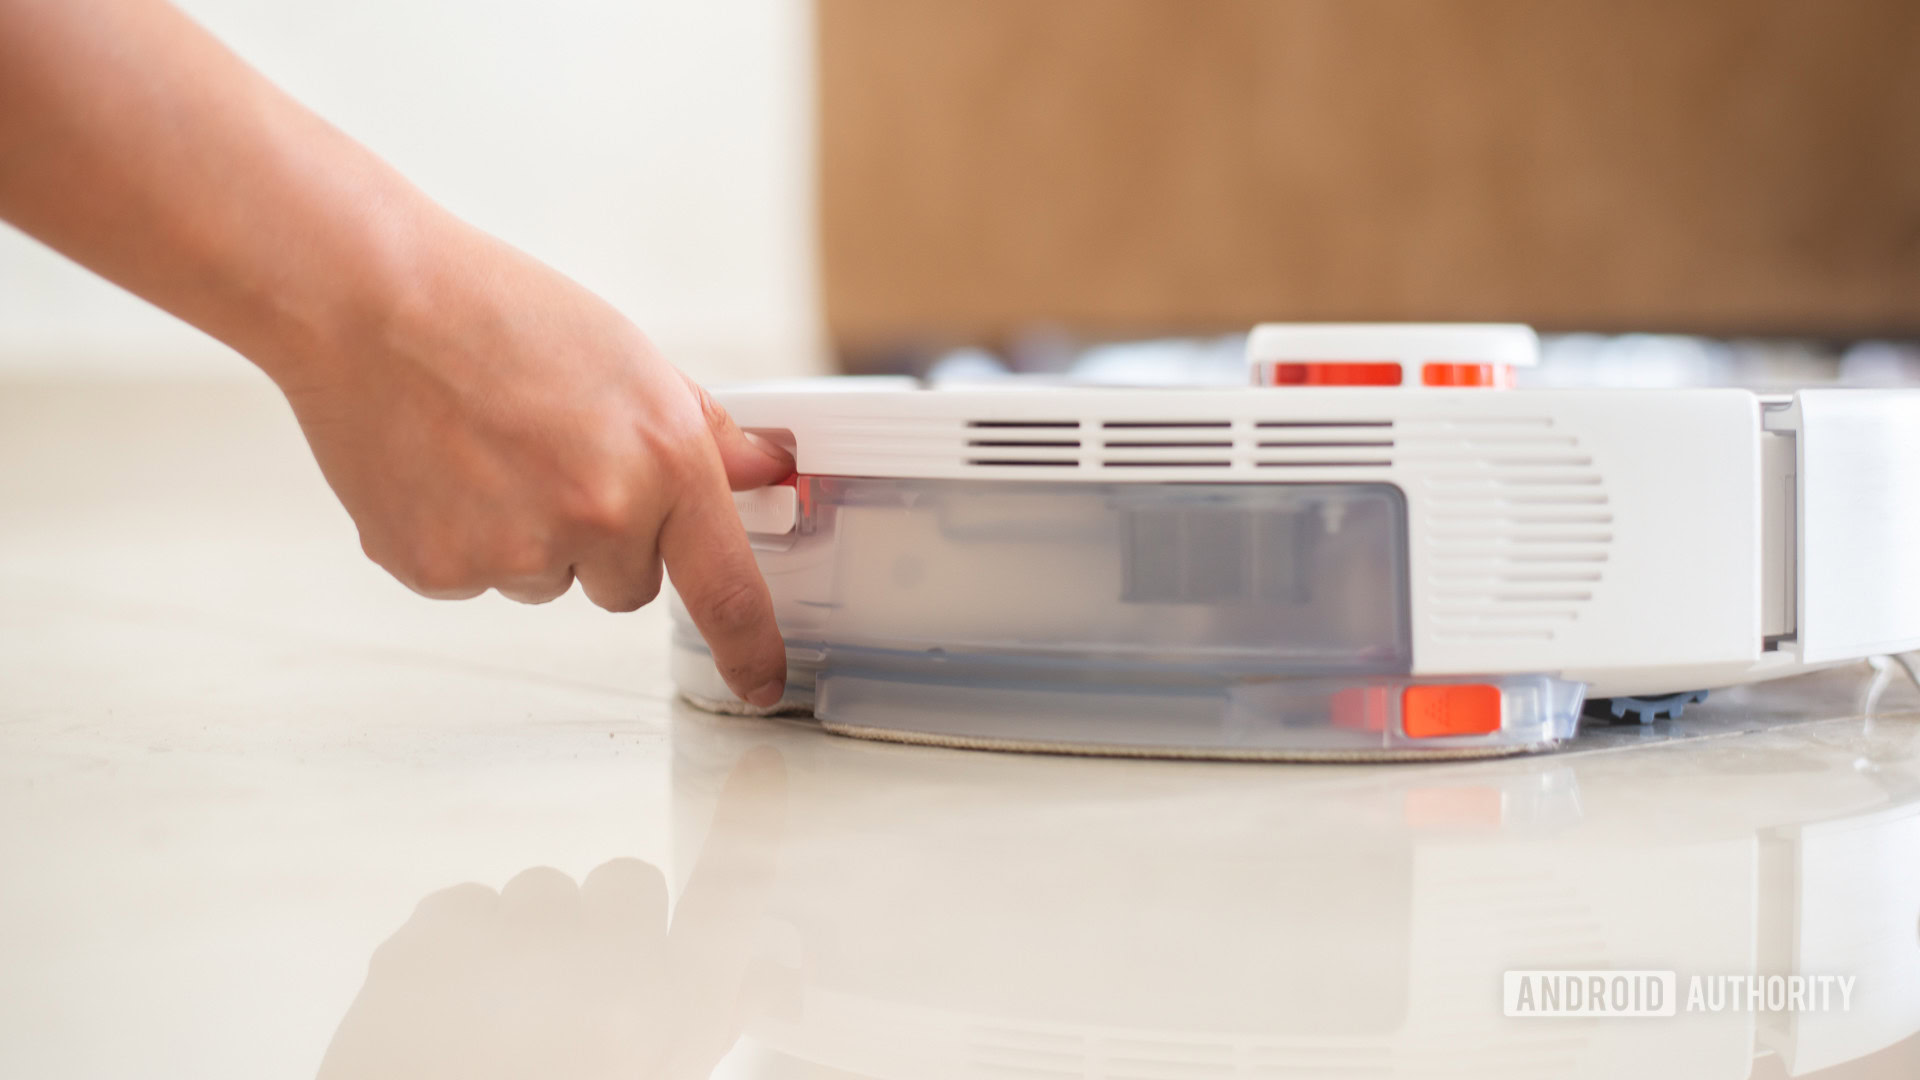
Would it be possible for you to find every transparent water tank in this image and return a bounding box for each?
[672,478,1582,758]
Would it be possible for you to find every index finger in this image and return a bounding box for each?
[658,468,787,709]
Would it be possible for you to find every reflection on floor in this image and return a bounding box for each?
[670,670,1920,1080]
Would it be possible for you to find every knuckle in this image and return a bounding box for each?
[697,578,768,635]
[495,542,553,582]
[406,551,472,595]
[594,590,643,614]
[361,526,471,596]
[359,530,410,581]
[631,573,663,610]
[587,572,659,614]
[501,583,564,606]
[565,473,634,533]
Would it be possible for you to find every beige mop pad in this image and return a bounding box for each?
[678,691,1537,762]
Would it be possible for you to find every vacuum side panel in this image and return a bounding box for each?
[722,386,1767,681]
[1797,390,1920,662]
[1408,391,1762,677]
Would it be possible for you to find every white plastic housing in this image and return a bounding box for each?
[715,384,1767,696]
[1786,390,1920,661]
[673,325,1920,755]
[1247,322,1540,384]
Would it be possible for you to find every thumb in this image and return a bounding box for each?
[687,377,793,491]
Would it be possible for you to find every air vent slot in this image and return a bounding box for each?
[1103,460,1235,468]
[964,419,1082,467]
[1257,459,1393,468]
[1252,420,1396,469]
[965,459,1081,467]
[1097,420,1234,468]
[1257,440,1394,448]
[1255,420,1393,429]
[955,417,1406,472]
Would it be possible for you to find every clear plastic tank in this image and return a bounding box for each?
[672,478,1583,758]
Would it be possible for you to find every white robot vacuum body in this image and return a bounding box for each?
[672,325,1920,759]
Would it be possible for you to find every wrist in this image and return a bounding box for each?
[242,174,459,393]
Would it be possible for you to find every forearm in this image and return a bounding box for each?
[0,0,791,702]
[0,0,442,380]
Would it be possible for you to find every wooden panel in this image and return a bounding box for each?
[819,0,1920,362]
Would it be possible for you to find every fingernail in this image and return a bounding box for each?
[743,431,794,466]
[746,678,785,709]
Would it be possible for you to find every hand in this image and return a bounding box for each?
[275,225,791,706]
[316,746,788,1080]
[0,0,791,707]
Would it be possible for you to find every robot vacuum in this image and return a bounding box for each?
[672,324,1920,760]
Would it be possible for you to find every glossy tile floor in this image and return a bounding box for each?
[3,378,1918,1079]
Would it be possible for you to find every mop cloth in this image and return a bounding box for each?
[678,691,1541,762]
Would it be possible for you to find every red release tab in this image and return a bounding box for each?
[1263,362,1403,387]
[1402,684,1504,737]
[791,473,813,519]
[1422,362,1515,388]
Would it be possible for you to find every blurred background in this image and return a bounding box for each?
[0,0,823,382]
[1,0,1917,387]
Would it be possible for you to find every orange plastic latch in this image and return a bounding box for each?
[1401,684,1504,737]
[1422,362,1515,388]
[1263,361,1403,387]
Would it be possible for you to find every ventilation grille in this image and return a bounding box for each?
[1254,420,1394,470]
[963,420,1084,467]
[1099,419,1234,469]
[965,419,1396,471]
[1399,419,1610,641]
